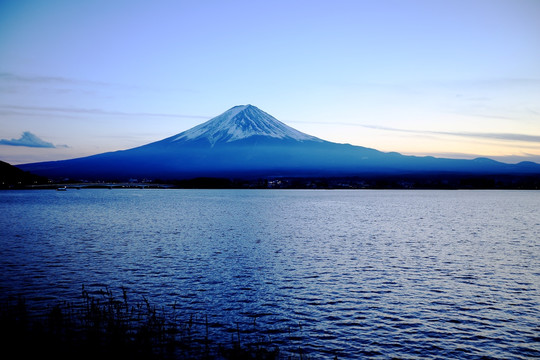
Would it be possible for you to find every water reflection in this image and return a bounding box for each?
[1,189,539,359]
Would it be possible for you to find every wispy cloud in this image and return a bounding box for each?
[361,125,540,143]
[0,72,194,94]
[448,77,540,89]
[0,131,61,148]
[331,77,540,93]
[0,72,109,87]
[0,104,210,120]
[291,120,540,144]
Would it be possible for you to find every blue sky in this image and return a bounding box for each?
[1,0,539,164]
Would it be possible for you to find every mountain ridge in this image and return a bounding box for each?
[15,105,540,181]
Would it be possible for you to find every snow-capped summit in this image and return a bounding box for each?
[172,104,322,145]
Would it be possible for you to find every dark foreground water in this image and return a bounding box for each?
[1,189,539,359]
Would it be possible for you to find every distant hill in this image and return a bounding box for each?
[1,160,48,188]
[16,105,540,183]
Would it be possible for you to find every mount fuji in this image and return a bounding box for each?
[17,104,540,181]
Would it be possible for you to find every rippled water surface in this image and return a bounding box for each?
[1,189,539,358]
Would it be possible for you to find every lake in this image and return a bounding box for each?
[1,189,539,359]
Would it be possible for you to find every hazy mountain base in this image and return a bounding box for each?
[3,168,540,190]
[34,173,532,190]
[13,141,540,189]
[165,173,540,190]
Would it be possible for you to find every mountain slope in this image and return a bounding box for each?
[16,105,540,180]
[1,160,48,187]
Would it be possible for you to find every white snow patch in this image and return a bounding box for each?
[172,105,321,145]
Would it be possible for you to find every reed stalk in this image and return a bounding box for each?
[0,286,285,359]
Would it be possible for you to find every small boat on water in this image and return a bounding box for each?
[56,186,67,191]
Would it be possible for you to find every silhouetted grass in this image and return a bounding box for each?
[0,286,283,360]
